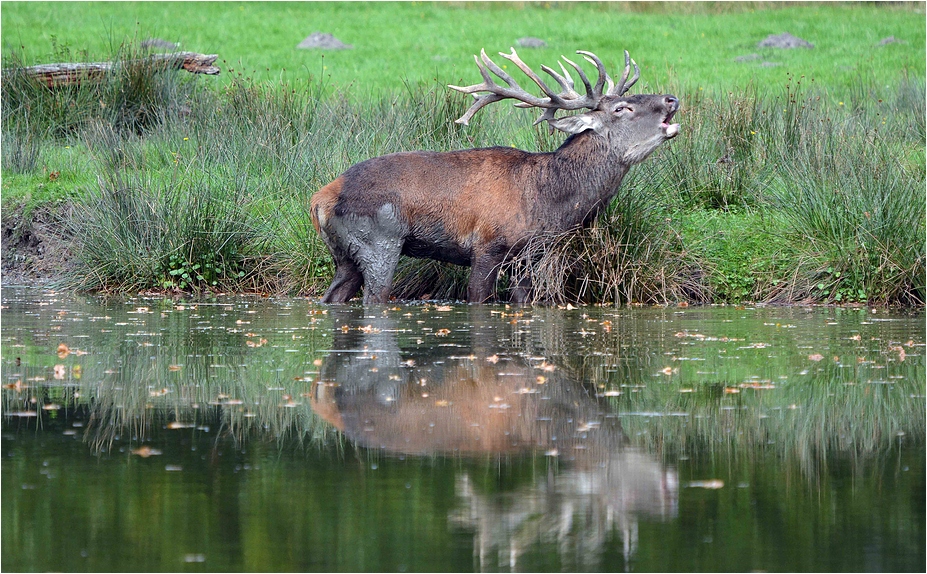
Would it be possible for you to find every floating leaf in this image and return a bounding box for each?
[4,380,24,392]
[167,421,194,429]
[686,480,724,489]
[131,446,162,457]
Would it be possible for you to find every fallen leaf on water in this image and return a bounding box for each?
[435,305,453,311]
[486,355,499,364]
[890,346,907,361]
[687,480,724,489]
[739,382,776,389]
[131,446,162,457]
[435,400,449,407]
[56,343,70,358]
[313,359,323,366]
[4,380,23,391]
[724,387,740,394]
[167,421,194,429]
[53,365,66,380]
[168,364,182,372]
[808,354,824,362]
[435,328,451,337]
[42,403,60,410]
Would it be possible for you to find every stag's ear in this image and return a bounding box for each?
[547,113,605,135]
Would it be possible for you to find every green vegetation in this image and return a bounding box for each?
[1,2,924,305]
[3,1,924,93]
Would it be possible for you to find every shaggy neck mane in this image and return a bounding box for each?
[530,131,630,231]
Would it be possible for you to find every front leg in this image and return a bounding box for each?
[468,249,505,303]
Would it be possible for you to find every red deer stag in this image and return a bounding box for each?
[310,48,679,304]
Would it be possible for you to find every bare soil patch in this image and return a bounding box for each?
[1,203,75,286]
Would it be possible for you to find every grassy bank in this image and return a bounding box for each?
[3,1,924,93]
[1,2,925,305]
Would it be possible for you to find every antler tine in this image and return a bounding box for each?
[450,48,556,125]
[608,50,640,96]
[576,51,612,101]
[559,55,593,98]
[539,62,580,100]
[498,48,566,105]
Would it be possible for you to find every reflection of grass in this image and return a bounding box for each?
[2,295,922,480]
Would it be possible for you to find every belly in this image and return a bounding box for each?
[402,235,472,267]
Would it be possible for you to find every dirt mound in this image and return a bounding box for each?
[758,33,813,49]
[141,38,180,51]
[516,37,547,49]
[297,33,352,50]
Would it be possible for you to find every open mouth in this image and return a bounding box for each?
[662,109,680,138]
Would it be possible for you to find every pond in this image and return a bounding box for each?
[1,287,924,572]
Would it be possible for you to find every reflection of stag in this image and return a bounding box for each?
[311,306,677,571]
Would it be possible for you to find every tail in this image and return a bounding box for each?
[309,177,343,235]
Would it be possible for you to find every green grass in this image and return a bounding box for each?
[1,2,925,305]
[2,1,924,96]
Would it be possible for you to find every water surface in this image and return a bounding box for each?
[2,288,924,572]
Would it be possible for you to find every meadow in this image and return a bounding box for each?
[1,1,925,305]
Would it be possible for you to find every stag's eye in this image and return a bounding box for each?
[613,104,633,114]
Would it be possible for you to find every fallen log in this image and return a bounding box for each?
[6,52,220,88]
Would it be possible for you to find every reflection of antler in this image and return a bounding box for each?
[450,48,640,126]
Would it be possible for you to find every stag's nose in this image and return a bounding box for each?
[665,96,679,111]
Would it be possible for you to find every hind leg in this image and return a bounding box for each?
[356,241,402,305]
[320,255,363,303]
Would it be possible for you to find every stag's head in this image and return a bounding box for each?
[450,49,679,165]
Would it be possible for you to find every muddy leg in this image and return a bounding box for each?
[321,257,363,303]
[358,244,402,305]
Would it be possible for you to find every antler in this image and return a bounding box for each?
[449,48,639,126]
[607,50,640,96]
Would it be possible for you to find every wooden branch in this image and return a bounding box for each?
[6,52,220,88]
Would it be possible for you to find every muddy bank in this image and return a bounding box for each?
[1,202,75,286]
